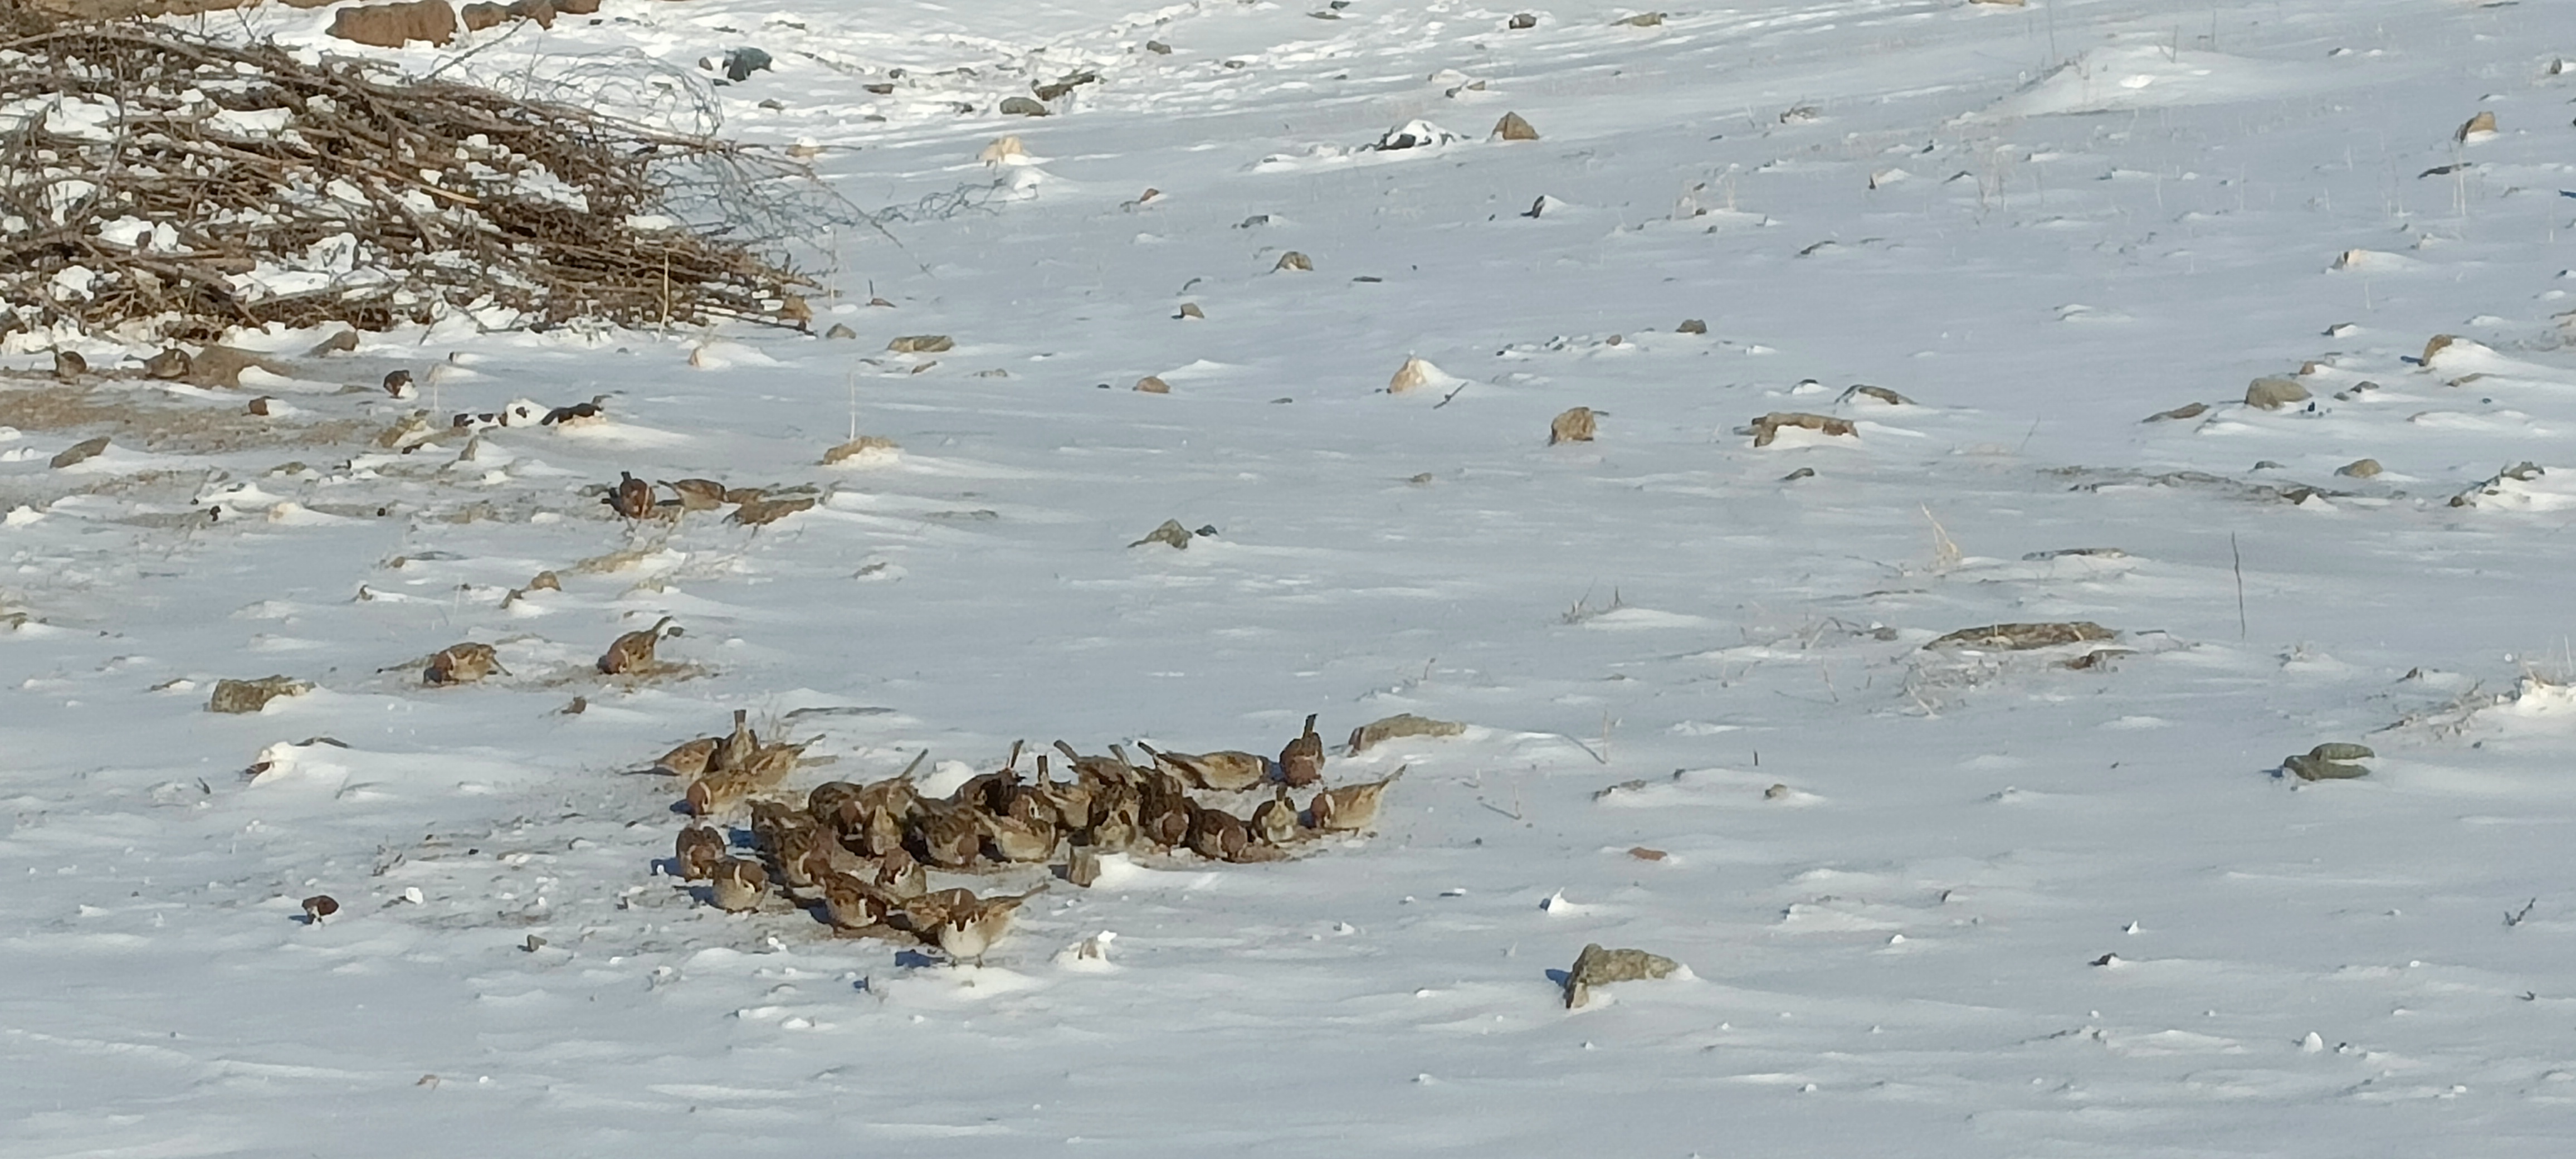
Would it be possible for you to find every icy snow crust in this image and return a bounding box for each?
[9,0,2576,1153]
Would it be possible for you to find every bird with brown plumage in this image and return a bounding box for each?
[674,825,728,880]
[1279,713,1325,788]
[607,471,655,520]
[598,616,678,675]
[1311,766,1406,832]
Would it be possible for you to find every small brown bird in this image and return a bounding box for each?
[818,870,899,931]
[1085,784,1141,851]
[674,825,728,880]
[1279,713,1325,788]
[685,769,756,818]
[1139,795,1192,850]
[1051,740,1134,788]
[382,369,416,399]
[1140,743,1269,792]
[655,737,720,780]
[1188,804,1250,862]
[424,641,503,685]
[852,801,909,859]
[928,886,1047,964]
[143,348,191,380]
[1251,788,1301,846]
[807,780,867,832]
[770,822,831,889]
[711,858,768,911]
[607,471,655,519]
[598,616,677,675]
[1030,756,1094,830]
[979,809,1060,863]
[1312,766,1406,832]
[748,799,812,851]
[874,847,928,899]
[52,350,87,381]
[662,478,729,512]
[712,708,758,775]
[915,804,983,869]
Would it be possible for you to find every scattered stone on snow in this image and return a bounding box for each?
[1144,39,1172,54]
[1925,622,2116,651]
[2457,110,2497,141]
[2143,402,2208,422]
[2336,459,2382,478]
[49,436,108,469]
[1508,12,1536,27]
[2022,547,2126,561]
[1748,411,1855,447]
[208,675,313,714]
[1840,383,1912,406]
[2450,461,2545,508]
[1177,302,1205,319]
[1388,357,1437,393]
[2243,377,2310,410]
[1612,11,1665,26]
[1492,111,1539,140]
[1130,519,1194,549]
[1628,846,1666,861]
[2285,742,2374,781]
[1345,713,1466,755]
[1274,251,1313,272]
[1780,466,1816,481]
[999,96,1050,116]
[887,334,953,354]
[1135,376,1172,394]
[1563,943,1680,1008]
[1676,318,1707,334]
[1549,406,1598,444]
[825,323,857,339]
[1373,119,1461,150]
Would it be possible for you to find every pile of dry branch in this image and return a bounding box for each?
[0,8,816,341]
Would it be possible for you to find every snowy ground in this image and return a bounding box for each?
[9,0,2576,1152]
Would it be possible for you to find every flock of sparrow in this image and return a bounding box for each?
[656,712,1404,963]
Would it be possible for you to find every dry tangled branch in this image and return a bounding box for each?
[0,11,820,342]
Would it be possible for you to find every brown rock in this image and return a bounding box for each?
[1135,376,1171,394]
[327,0,459,48]
[887,334,953,353]
[1493,111,1539,140]
[2143,402,2208,422]
[2243,377,2310,410]
[1748,411,1855,447]
[49,436,108,470]
[208,675,313,714]
[1548,406,1598,445]
[1274,251,1313,272]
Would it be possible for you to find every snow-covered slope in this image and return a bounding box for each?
[9,0,2576,1153]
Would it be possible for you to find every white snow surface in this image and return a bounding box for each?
[9,0,2576,1153]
